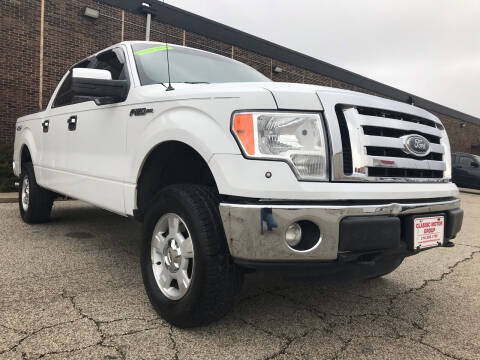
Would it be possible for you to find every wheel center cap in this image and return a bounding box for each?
[164,239,181,272]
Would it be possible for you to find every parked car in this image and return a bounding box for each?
[452,152,480,189]
[12,41,463,327]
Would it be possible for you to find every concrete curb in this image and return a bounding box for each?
[0,192,18,204]
[459,188,480,195]
[0,193,74,204]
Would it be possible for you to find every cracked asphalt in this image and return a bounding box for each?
[0,193,479,360]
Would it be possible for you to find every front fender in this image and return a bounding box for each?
[127,106,240,184]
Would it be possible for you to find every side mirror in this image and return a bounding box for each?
[71,68,128,103]
[471,161,479,168]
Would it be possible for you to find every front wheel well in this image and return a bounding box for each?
[20,145,32,169]
[136,141,218,216]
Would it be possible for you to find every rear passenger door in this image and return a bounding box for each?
[37,59,92,191]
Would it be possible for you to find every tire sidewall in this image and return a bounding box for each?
[19,164,34,222]
[141,189,212,326]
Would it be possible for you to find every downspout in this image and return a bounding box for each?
[145,12,151,41]
[39,0,45,110]
[140,2,155,41]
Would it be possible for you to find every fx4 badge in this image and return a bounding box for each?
[130,108,153,117]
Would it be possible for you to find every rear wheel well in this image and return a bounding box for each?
[21,145,32,169]
[137,141,218,216]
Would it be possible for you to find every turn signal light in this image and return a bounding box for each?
[232,113,255,155]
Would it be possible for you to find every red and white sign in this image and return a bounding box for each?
[413,216,444,250]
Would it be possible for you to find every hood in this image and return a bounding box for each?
[257,82,326,111]
[232,82,438,121]
[135,81,437,121]
[136,81,335,111]
[179,82,331,111]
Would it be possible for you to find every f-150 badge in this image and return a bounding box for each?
[130,108,153,116]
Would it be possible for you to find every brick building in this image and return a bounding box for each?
[1,0,479,154]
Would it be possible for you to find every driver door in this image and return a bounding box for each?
[60,48,131,214]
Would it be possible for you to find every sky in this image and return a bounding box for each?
[168,0,480,118]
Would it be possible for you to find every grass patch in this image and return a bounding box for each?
[0,144,16,192]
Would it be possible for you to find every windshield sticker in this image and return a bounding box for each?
[135,46,173,56]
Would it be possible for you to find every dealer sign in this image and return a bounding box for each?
[413,216,444,250]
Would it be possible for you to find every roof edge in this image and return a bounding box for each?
[100,0,479,125]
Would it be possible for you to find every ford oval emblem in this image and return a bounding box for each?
[403,134,431,157]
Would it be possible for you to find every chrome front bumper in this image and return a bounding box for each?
[219,198,461,262]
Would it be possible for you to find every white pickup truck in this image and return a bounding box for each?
[13,41,463,327]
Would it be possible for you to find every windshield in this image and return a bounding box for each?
[132,43,271,85]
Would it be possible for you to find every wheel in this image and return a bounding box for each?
[141,184,242,328]
[19,162,54,224]
[367,256,404,279]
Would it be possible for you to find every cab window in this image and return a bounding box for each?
[52,48,128,108]
[52,60,90,108]
[91,48,128,81]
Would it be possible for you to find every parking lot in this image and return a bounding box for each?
[0,193,478,360]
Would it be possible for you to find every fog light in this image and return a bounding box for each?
[285,223,302,247]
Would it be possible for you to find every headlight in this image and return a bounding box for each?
[232,112,328,181]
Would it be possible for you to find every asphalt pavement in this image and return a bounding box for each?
[0,193,479,360]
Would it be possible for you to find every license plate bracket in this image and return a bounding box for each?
[405,214,445,251]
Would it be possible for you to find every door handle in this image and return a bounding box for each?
[67,116,77,131]
[42,120,50,133]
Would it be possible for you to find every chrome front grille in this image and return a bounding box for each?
[335,105,448,182]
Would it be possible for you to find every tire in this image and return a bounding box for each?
[19,162,54,224]
[367,256,404,279]
[141,184,242,328]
